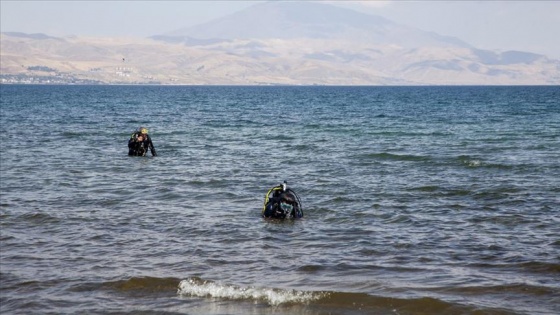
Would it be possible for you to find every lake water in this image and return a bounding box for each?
[1,85,559,315]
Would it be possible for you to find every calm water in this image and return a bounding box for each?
[1,85,559,315]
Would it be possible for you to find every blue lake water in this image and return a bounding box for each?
[1,85,559,314]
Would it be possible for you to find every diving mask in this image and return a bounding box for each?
[280,202,293,213]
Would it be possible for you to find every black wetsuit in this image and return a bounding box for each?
[263,195,287,219]
[128,132,157,156]
[263,189,303,219]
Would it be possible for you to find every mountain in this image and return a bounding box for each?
[3,32,62,41]
[162,1,471,49]
[2,1,559,85]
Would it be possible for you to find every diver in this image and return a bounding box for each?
[128,127,157,156]
[262,181,303,219]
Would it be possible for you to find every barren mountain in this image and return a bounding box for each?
[162,1,471,49]
[2,2,559,85]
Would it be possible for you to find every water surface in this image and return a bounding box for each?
[1,85,559,314]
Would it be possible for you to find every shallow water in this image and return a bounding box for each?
[1,85,559,314]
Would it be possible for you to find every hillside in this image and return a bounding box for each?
[2,2,559,85]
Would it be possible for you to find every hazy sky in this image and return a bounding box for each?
[1,1,559,59]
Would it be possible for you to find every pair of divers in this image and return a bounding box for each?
[127,128,300,219]
[262,181,303,219]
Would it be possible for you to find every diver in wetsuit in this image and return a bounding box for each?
[128,127,157,156]
[262,181,303,219]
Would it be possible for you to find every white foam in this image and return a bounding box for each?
[465,159,481,167]
[177,278,327,306]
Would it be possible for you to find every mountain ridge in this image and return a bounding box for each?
[162,1,472,49]
[1,2,559,85]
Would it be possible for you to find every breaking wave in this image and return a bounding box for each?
[177,277,327,306]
